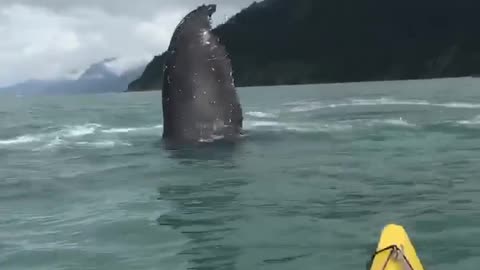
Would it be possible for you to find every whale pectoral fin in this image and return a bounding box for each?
[161,4,243,144]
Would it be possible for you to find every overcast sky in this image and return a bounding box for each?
[0,0,255,87]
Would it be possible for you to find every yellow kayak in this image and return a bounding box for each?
[368,224,424,270]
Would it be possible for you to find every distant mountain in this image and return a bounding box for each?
[127,0,480,92]
[1,58,144,95]
[78,57,118,80]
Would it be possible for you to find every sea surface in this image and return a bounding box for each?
[1,77,480,270]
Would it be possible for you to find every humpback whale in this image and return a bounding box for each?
[161,4,244,145]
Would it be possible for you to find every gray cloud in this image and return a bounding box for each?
[0,0,254,87]
[0,0,252,16]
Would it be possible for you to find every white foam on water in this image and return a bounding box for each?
[245,120,353,133]
[101,128,137,134]
[245,111,278,118]
[46,136,64,147]
[246,121,284,128]
[245,117,415,133]
[285,123,353,133]
[441,102,480,109]
[76,141,132,148]
[364,118,416,127]
[47,136,65,148]
[1,115,415,150]
[0,135,42,145]
[0,123,163,149]
[350,98,431,106]
[101,125,163,134]
[32,136,65,151]
[0,123,102,147]
[457,115,480,125]
[60,123,101,138]
[286,97,480,113]
[36,139,132,151]
[198,134,225,143]
[288,102,327,112]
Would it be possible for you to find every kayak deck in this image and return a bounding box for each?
[368,224,424,270]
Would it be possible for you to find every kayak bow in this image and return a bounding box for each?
[368,224,424,270]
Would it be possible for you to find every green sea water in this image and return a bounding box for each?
[1,77,480,270]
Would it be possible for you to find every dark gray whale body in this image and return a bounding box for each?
[161,4,244,145]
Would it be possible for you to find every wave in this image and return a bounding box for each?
[287,97,480,112]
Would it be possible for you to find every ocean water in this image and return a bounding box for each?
[2,77,480,270]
